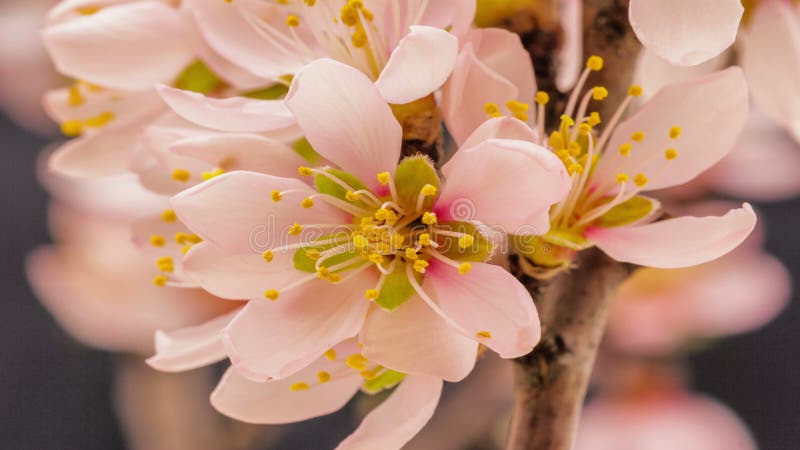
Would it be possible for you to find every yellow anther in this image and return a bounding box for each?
[588,112,602,126]
[153,275,168,287]
[262,250,275,262]
[60,120,83,137]
[304,0,316,5]
[345,191,360,202]
[305,248,321,260]
[353,234,368,249]
[420,184,437,197]
[360,370,378,380]
[665,148,679,160]
[556,149,570,160]
[458,234,474,249]
[172,169,191,182]
[535,91,550,105]
[286,14,300,27]
[628,85,643,97]
[301,197,315,208]
[586,55,604,71]
[317,267,330,278]
[592,86,609,100]
[271,190,283,202]
[413,259,429,274]
[317,371,331,383]
[418,233,431,247]
[150,235,166,247]
[568,141,582,157]
[181,245,191,254]
[631,131,645,142]
[377,172,391,185]
[324,349,337,361]
[578,123,592,136]
[289,382,310,392]
[264,289,280,301]
[351,29,368,47]
[326,273,342,283]
[68,85,85,106]
[201,168,225,181]
[618,143,632,156]
[476,331,492,339]
[669,126,682,139]
[560,115,575,127]
[161,209,177,223]
[404,247,418,260]
[298,166,313,176]
[616,173,630,184]
[345,354,368,371]
[421,212,437,225]
[174,232,188,244]
[483,102,501,118]
[568,163,584,175]
[506,100,530,121]
[365,289,379,300]
[458,262,472,274]
[288,223,303,236]
[157,256,173,266]
[368,253,384,264]
[84,111,115,128]
[633,173,649,187]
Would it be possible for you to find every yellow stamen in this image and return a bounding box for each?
[271,190,282,202]
[633,173,648,187]
[404,247,418,260]
[288,223,303,236]
[458,262,472,274]
[345,354,368,371]
[420,184,437,197]
[665,148,679,160]
[628,85,643,97]
[360,370,378,380]
[345,191,360,202]
[161,209,177,223]
[60,120,83,137]
[631,131,645,142]
[368,253,384,264]
[298,166,313,176]
[201,168,224,181]
[150,235,166,247]
[618,143,632,156]
[68,85,85,106]
[262,250,275,262]
[172,169,191,182]
[324,349,337,361]
[418,233,431,247]
[588,112,602,126]
[365,289,379,300]
[592,86,608,100]
[413,260,429,274]
[264,289,280,301]
[305,249,321,260]
[476,331,492,339]
[153,275,168,287]
[669,126,682,139]
[483,102,501,118]
[616,173,630,184]
[586,55,604,71]
[301,197,314,208]
[421,212,437,225]
[317,371,331,383]
[535,91,550,105]
[458,235,474,249]
[377,172,391,185]
[286,14,300,27]
[289,382,309,391]
[84,111,115,128]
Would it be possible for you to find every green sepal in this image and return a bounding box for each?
[242,83,289,100]
[374,261,416,311]
[394,156,440,210]
[513,235,576,268]
[314,168,369,209]
[292,235,359,273]
[435,221,494,262]
[362,370,406,394]
[541,228,591,250]
[174,61,223,94]
[595,195,658,228]
[292,138,322,165]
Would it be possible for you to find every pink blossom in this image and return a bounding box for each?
[444,32,757,269]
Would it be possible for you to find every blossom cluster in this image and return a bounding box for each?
[23,0,798,448]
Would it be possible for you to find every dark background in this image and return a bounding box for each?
[1,114,798,449]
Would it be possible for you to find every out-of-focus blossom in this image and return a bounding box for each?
[629,0,743,66]
[444,31,756,271]
[606,210,790,354]
[27,204,234,354]
[0,0,61,134]
[576,381,756,450]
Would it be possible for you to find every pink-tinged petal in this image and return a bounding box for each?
[421,261,540,358]
[629,0,743,66]
[336,375,442,450]
[286,59,402,190]
[49,120,151,178]
[463,28,536,105]
[157,85,295,132]
[45,0,139,24]
[556,0,582,92]
[42,2,195,90]
[460,116,538,149]
[192,0,304,80]
[592,68,749,192]
[633,49,728,102]
[171,171,348,254]
[375,26,458,104]
[360,297,477,382]
[43,87,163,129]
[223,274,377,381]
[441,44,519,146]
[170,133,307,179]
[418,0,476,39]
[741,0,800,141]
[212,341,362,424]
[182,242,305,300]
[146,308,241,372]
[576,390,756,450]
[587,204,757,269]
[704,112,800,201]
[437,138,570,235]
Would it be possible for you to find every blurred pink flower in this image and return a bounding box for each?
[443,31,757,269]
[576,386,756,450]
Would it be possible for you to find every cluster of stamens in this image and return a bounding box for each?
[287,347,405,394]
[150,210,203,287]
